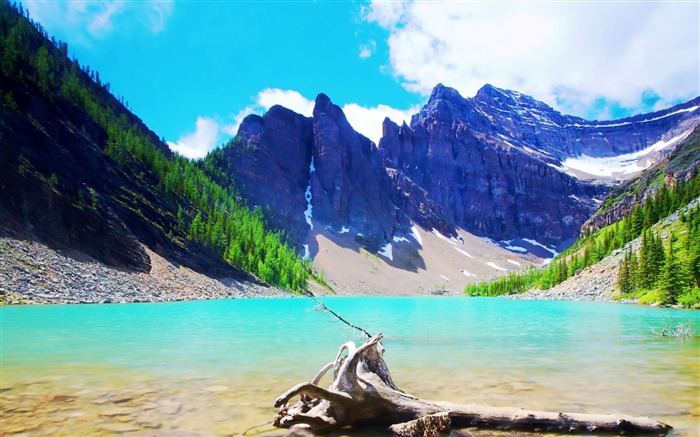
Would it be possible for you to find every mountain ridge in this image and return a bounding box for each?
[218,83,699,260]
[203,82,698,293]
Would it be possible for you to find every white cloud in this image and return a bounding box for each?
[255,89,315,116]
[23,0,173,40]
[342,103,418,144]
[86,1,124,37]
[167,117,220,159]
[147,1,174,33]
[359,40,377,59]
[225,89,315,137]
[364,1,699,120]
[227,89,417,145]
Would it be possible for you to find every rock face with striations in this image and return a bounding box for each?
[378,84,699,249]
[225,106,314,242]
[222,83,699,257]
[220,94,409,252]
[310,94,407,248]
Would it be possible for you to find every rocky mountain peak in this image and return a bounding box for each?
[428,83,465,104]
[313,93,334,116]
[237,114,264,140]
[413,83,472,126]
[221,91,410,254]
[474,83,563,123]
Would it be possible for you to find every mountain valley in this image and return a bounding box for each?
[1,0,699,301]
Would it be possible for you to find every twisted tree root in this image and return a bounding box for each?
[273,333,672,435]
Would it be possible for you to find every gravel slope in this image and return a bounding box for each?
[0,237,289,304]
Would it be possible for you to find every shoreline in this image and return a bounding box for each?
[2,236,695,308]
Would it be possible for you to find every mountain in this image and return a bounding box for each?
[583,126,700,232]
[206,94,409,254]
[218,83,698,260]
[467,128,700,306]
[0,1,307,301]
[202,84,698,294]
[379,84,699,253]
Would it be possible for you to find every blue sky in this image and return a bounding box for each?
[23,0,700,158]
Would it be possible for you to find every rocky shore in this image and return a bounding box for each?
[509,200,700,306]
[0,237,290,305]
[508,253,626,303]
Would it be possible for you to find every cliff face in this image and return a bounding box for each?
[220,84,698,257]
[378,84,699,249]
[217,94,409,252]
[310,94,408,247]
[222,106,314,243]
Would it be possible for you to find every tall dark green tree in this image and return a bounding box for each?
[659,234,681,304]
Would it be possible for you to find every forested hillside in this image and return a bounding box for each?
[466,132,700,306]
[0,1,308,292]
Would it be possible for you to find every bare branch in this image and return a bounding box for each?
[305,292,372,338]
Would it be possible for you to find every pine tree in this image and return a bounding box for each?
[628,251,638,293]
[176,206,185,232]
[641,231,665,289]
[618,252,631,294]
[659,234,681,304]
[631,205,643,238]
[637,230,651,289]
[189,212,204,242]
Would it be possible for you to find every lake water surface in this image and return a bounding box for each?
[1,297,698,436]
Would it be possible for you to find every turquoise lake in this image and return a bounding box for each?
[1,297,698,436]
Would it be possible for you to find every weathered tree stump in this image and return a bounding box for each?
[273,333,672,435]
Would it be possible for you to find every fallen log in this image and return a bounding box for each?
[273,333,672,435]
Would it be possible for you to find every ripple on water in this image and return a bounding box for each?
[1,298,698,436]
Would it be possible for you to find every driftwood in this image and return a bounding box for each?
[274,333,672,435]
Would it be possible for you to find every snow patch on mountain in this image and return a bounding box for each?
[562,129,691,178]
[504,244,528,253]
[410,226,423,246]
[303,185,313,230]
[487,262,507,271]
[565,106,699,129]
[303,157,315,230]
[378,243,393,261]
[523,238,559,257]
[432,229,457,245]
[454,247,473,258]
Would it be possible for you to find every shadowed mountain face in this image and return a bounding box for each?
[379,84,699,250]
[215,95,411,253]
[220,84,699,256]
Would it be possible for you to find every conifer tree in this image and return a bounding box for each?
[659,234,681,304]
